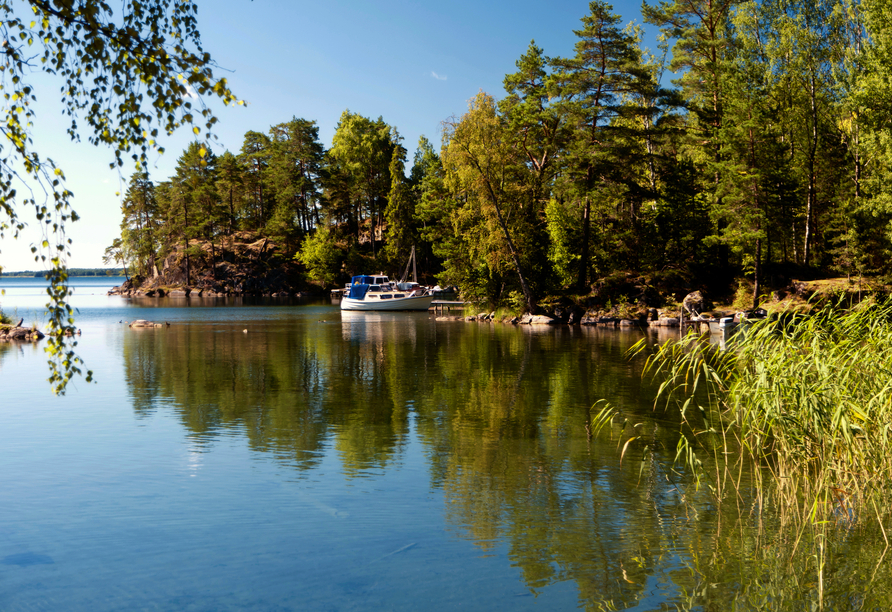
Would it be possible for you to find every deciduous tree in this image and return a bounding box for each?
[442,92,537,310]
[0,0,240,393]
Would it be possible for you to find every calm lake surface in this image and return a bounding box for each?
[1,277,889,611]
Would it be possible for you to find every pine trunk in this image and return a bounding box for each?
[577,194,591,291]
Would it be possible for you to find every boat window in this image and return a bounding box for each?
[380,295,392,299]
[393,294,405,298]
[368,286,380,292]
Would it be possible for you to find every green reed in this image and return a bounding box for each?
[589,301,892,609]
[620,299,892,535]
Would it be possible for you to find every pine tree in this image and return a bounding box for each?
[411,136,455,281]
[120,171,159,278]
[267,118,325,241]
[384,144,413,269]
[642,0,738,152]
[216,151,245,236]
[329,110,396,257]
[173,142,220,284]
[239,131,273,229]
[551,1,657,289]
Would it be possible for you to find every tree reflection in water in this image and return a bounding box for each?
[0,339,42,372]
[119,315,892,610]
[0,341,10,372]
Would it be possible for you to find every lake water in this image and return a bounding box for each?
[1,277,890,611]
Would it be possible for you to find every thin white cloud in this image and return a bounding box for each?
[178,78,199,99]
[431,71,447,81]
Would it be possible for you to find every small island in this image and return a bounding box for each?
[0,321,45,343]
[107,230,305,299]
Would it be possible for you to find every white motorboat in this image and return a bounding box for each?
[340,275,434,311]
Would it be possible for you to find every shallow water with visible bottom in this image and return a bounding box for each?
[0,276,889,611]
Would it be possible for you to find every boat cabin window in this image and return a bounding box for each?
[380,295,392,300]
[393,294,405,299]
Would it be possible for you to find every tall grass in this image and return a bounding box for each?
[620,299,892,535]
[589,300,892,608]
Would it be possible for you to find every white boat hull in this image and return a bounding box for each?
[340,294,434,311]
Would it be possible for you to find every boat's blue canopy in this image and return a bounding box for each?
[351,275,376,285]
[347,284,370,299]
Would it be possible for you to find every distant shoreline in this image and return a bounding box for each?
[1,268,125,278]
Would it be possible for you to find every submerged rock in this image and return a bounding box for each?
[129,320,163,328]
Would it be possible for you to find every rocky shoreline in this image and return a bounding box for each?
[440,291,734,332]
[108,282,309,299]
[107,231,311,299]
[440,309,729,329]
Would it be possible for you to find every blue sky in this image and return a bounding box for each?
[0,0,660,272]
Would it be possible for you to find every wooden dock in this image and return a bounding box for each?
[430,300,467,314]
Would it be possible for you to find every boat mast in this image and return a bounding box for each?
[399,246,417,284]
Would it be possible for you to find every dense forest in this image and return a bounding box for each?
[112,0,892,312]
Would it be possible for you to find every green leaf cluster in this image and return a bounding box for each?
[0,1,241,393]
